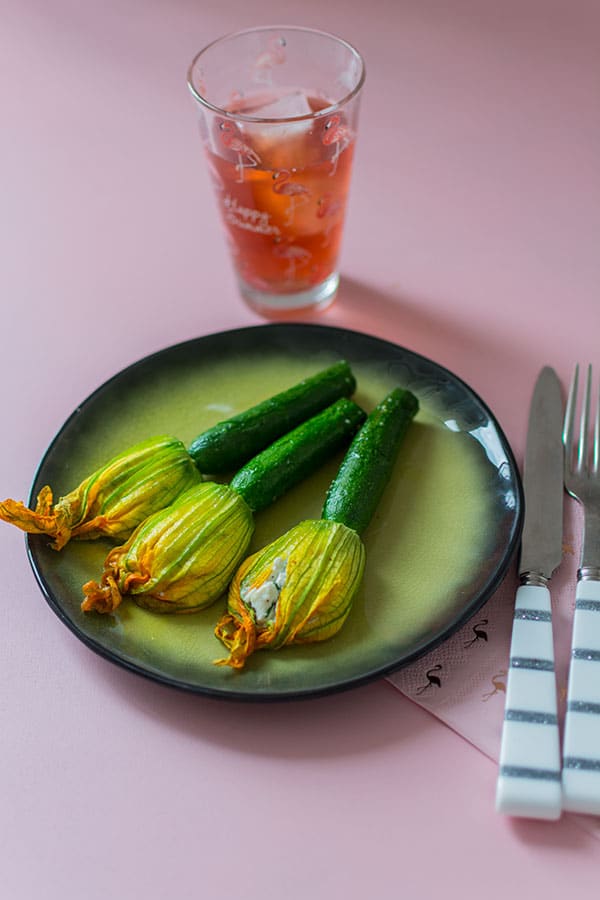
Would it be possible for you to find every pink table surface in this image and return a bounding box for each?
[2,1,599,897]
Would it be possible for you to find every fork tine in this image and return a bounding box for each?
[594,368,599,474]
[579,364,592,473]
[563,363,579,468]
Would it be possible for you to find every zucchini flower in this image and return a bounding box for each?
[215,520,365,669]
[82,482,254,614]
[215,388,419,669]
[0,436,201,550]
[82,399,366,615]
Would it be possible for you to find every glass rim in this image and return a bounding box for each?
[186,25,366,124]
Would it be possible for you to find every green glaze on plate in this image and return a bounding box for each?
[26,324,523,700]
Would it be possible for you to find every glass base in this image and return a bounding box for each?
[239,272,339,318]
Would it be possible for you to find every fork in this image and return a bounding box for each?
[562,363,600,815]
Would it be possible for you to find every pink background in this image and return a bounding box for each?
[2,1,599,896]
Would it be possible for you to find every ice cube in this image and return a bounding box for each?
[250,90,313,121]
[241,90,315,165]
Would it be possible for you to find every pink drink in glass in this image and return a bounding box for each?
[188,28,364,316]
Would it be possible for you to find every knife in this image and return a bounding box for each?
[496,366,564,820]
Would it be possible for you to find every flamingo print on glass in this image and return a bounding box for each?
[271,169,311,227]
[218,120,261,184]
[322,114,353,176]
[272,241,312,284]
[252,34,287,85]
[188,27,364,315]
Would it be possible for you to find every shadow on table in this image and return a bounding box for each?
[86,648,598,846]
[313,275,517,376]
[508,815,597,851]
[312,275,532,448]
[91,650,431,760]
[318,275,527,389]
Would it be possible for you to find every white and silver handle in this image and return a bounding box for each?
[496,583,562,820]
[562,579,600,815]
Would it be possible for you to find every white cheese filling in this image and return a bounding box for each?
[242,556,288,625]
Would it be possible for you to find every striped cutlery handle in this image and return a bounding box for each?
[562,580,600,815]
[496,584,562,819]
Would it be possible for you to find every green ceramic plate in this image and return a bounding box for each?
[26,324,523,700]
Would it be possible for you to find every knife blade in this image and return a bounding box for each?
[496,366,564,820]
[519,367,564,579]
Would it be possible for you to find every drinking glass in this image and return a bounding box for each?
[187,26,365,317]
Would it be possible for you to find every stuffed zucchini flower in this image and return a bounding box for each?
[0,436,201,550]
[215,388,419,669]
[215,519,365,669]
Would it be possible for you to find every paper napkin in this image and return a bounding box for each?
[387,498,600,839]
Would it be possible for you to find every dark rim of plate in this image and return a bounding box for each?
[25,323,524,702]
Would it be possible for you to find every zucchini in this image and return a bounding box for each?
[230,398,366,512]
[321,388,419,534]
[188,361,356,473]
